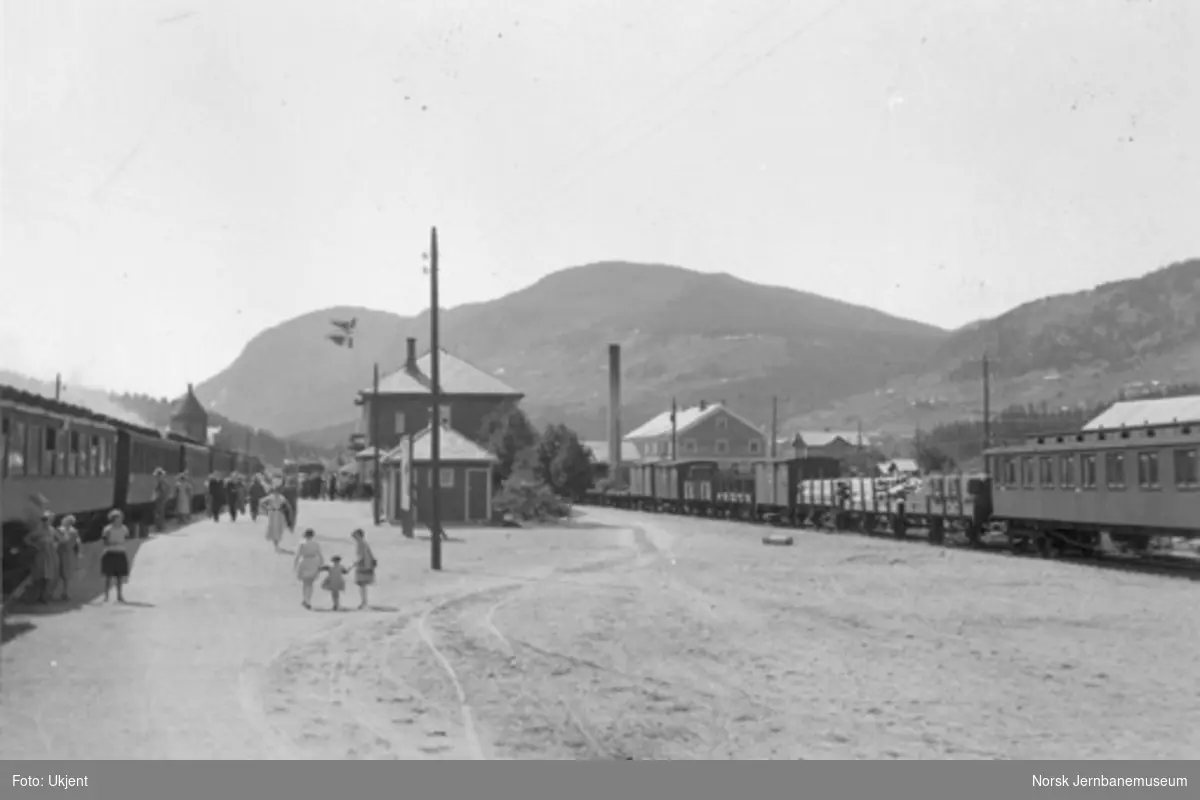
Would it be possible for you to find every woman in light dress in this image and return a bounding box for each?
[23,511,60,604]
[174,474,192,523]
[293,529,324,610]
[55,514,82,601]
[263,486,291,552]
[350,529,377,610]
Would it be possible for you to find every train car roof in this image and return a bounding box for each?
[0,383,163,437]
[984,420,1200,456]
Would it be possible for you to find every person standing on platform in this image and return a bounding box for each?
[207,473,225,523]
[23,511,60,605]
[249,474,266,521]
[100,509,132,603]
[55,514,82,601]
[282,477,299,532]
[152,468,169,532]
[350,529,377,610]
[225,474,241,522]
[175,473,192,524]
[328,473,338,502]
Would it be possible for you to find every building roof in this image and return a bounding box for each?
[383,424,497,463]
[364,348,521,397]
[792,430,858,448]
[624,403,763,441]
[172,384,207,422]
[1084,396,1200,430]
[583,440,641,465]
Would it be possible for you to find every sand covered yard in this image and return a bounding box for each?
[3,502,1198,760]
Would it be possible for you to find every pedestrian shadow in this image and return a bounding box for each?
[1,619,36,645]
[415,534,467,543]
[367,605,399,612]
[6,537,148,617]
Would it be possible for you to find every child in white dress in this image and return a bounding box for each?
[320,555,350,611]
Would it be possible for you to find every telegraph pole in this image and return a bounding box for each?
[770,396,778,458]
[372,363,381,526]
[429,226,443,570]
[670,397,678,460]
[982,351,992,457]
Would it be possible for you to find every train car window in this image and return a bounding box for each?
[1080,453,1097,488]
[1021,456,1035,488]
[68,430,81,477]
[1038,456,1054,488]
[7,420,25,476]
[1173,448,1198,488]
[1003,457,1017,487]
[1,415,7,479]
[1105,452,1126,490]
[1059,454,1076,488]
[28,424,43,476]
[89,435,100,476]
[1136,451,1160,490]
[102,437,112,475]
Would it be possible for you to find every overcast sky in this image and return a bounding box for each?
[3,0,1198,398]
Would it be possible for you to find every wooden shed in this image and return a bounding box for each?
[383,424,497,526]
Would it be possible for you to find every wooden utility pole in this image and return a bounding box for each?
[770,396,778,458]
[55,373,63,401]
[372,363,381,526]
[982,351,992,459]
[670,397,678,460]
[430,226,443,570]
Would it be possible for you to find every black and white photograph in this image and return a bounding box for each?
[2,0,1200,767]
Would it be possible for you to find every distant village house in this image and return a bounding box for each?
[625,401,766,462]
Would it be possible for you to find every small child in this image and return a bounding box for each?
[320,555,350,610]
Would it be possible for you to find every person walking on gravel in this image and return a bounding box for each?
[350,529,377,610]
[263,486,291,552]
[293,529,324,609]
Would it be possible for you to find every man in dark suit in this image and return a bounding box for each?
[207,474,226,523]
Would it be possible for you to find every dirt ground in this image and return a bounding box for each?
[3,502,1198,759]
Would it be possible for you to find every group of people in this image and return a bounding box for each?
[23,507,134,604]
[291,527,377,611]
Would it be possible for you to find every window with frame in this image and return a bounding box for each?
[440,467,455,488]
[1038,456,1055,488]
[394,411,406,436]
[1174,448,1198,488]
[1105,452,1126,489]
[684,439,697,453]
[716,416,728,430]
[5,419,24,477]
[1136,451,1160,489]
[1081,453,1097,488]
[1059,454,1076,488]
[748,439,762,455]
[1021,456,1035,487]
[715,439,729,455]
[438,404,452,427]
[1003,457,1017,487]
[90,435,100,476]
[28,424,42,477]
[68,430,80,476]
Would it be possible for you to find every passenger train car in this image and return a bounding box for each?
[2,385,265,596]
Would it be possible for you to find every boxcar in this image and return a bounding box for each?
[653,461,679,511]
[628,460,657,511]
[678,459,718,512]
[713,461,756,517]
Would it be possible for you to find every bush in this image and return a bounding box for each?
[492,477,571,522]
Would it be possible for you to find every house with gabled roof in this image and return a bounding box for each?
[381,423,497,525]
[624,400,766,461]
[778,430,861,461]
[356,337,523,453]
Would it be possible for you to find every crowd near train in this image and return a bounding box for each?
[1,385,267,594]
[585,416,1200,564]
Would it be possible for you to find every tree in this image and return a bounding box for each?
[536,423,593,500]
[913,431,956,473]
[478,401,540,488]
